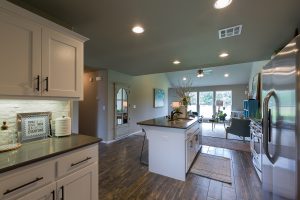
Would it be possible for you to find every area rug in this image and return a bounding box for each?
[202,136,250,152]
[201,123,250,142]
[190,153,232,184]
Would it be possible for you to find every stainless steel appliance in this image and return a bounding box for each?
[250,120,262,181]
[261,35,299,199]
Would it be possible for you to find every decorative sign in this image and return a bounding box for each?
[17,112,51,142]
[25,117,46,136]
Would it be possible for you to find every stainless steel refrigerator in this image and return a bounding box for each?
[262,35,299,199]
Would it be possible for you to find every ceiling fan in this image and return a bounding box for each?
[197,68,213,77]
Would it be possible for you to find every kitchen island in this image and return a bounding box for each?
[137,117,201,181]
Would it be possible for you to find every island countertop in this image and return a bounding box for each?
[0,134,101,174]
[137,117,200,129]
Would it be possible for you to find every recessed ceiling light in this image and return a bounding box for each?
[182,77,187,81]
[173,60,181,65]
[219,52,229,58]
[132,26,144,34]
[197,74,204,78]
[224,73,229,77]
[214,0,232,9]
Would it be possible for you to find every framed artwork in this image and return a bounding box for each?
[154,88,165,108]
[17,112,52,142]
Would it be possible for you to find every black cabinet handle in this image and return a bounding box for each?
[36,75,40,91]
[45,77,49,92]
[61,186,64,200]
[3,177,44,195]
[70,157,92,167]
[51,190,55,200]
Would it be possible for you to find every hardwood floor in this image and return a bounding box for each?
[99,135,262,200]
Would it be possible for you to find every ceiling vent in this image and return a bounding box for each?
[218,25,242,39]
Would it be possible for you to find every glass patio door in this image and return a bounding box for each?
[199,91,214,119]
[187,92,197,113]
[215,90,232,120]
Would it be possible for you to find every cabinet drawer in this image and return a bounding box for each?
[0,161,55,200]
[57,144,98,178]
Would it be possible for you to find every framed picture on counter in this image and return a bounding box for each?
[154,88,165,108]
[17,112,52,142]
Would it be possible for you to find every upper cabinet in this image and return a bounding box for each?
[42,28,83,98]
[0,1,88,99]
[0,9,42,96]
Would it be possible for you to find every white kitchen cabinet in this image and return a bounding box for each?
[0,1,88,99]
[0,160,55,200]
[0,7,41,96]
[57,163,98,200]
[42,28,83,98]
[0,144,98,200]
[16,183,56,200]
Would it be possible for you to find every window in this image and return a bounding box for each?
[199,91,214,119]
[116,88,128,125]
[215,90,232,119]
[187,92,197,113]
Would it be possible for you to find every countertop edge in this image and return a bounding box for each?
[0,136,101,174]
[137,117,200,129]
[137,123,188,129]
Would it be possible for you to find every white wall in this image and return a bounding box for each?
[248,60,269,93]
[0,99,70,131]
[106,70,170,141]
[77,69,108,139]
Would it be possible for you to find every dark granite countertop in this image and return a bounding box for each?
[0,134,101,174]
[137,117,200,129]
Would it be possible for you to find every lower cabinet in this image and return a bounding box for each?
[17,163,98,200]
[186,123,202,172]
[0,144,99,200]
[56,163,98,200]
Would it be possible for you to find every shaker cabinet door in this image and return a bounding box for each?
[42,28,83,98]
[0,9,41,96]
[56,163,98,200]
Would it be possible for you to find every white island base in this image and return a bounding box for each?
[140,120,201,181]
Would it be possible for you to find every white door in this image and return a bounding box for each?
[0,9,41,96]
[42,28,83,98]
[56,163,98,200]
[16,183,56,200]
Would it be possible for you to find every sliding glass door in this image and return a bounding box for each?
[215,90,232,119]
[187,92,197,113]
[199,91,214,119]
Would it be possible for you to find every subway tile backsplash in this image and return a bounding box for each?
[0,100,70,130]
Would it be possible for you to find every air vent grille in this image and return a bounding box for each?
[219,25,242,39]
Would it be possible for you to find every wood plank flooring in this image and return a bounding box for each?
[99,135,262,200]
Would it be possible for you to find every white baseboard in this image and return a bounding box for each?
[100,130,143,144]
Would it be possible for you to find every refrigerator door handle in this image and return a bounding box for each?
[263,90,275,164]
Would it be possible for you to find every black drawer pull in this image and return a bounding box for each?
[51,190,55,200]
[70,157,92,167]
[61,186,64,200]
[36,75,40,91]
[3,177,44,195]
[45,77,49,92]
